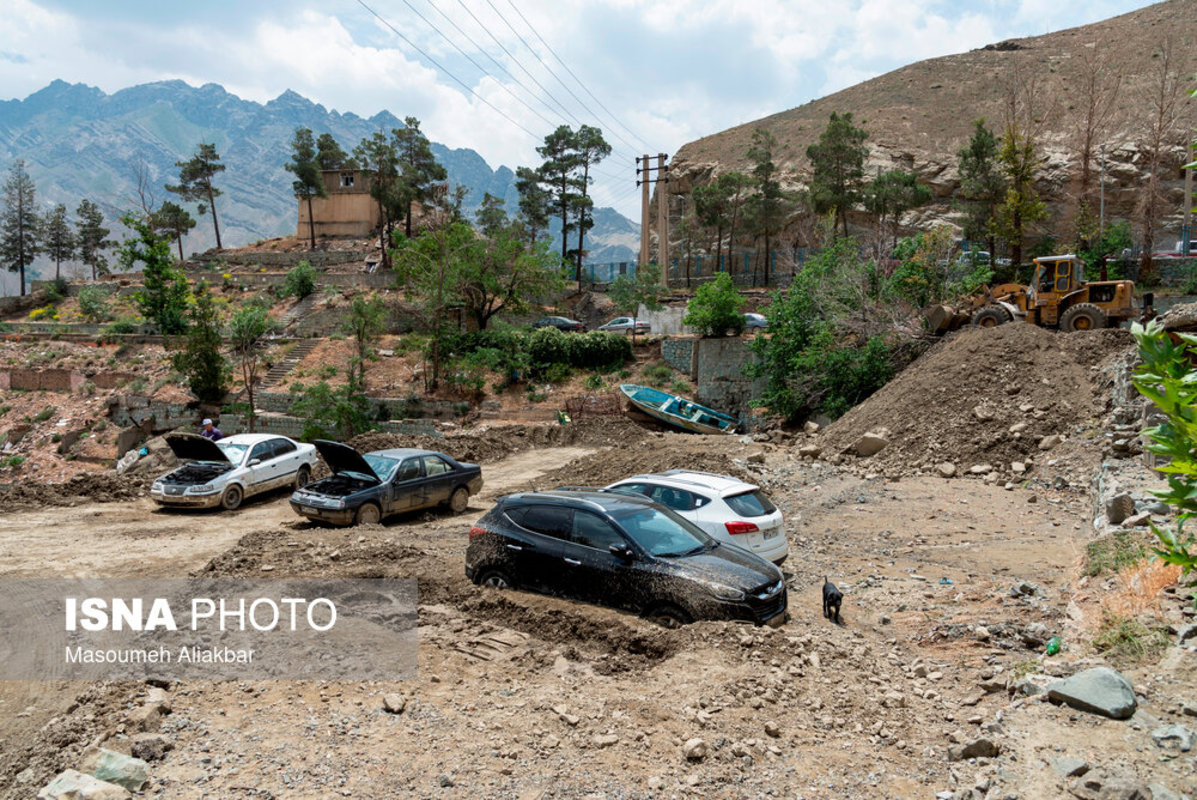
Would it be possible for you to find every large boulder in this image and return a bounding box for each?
[37,770,131,800]
[1047,667,1137,719]
[852,428,891,457]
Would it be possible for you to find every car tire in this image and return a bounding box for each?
[294,466,311,489]
[448,487,469,514]
[478,570,513,590]
[220,485,243,511]
[355,503,381,526]
[646,603,692,629]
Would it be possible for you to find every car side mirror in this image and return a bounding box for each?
[609,543,634,560]
[247,458,261,467]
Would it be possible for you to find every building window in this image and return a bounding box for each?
[340,173,355,188]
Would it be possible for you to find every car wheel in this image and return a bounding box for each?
[294,466,311,489]
[448,487,469,514]
[646,603,692,629]
[220,485,243,511]
[478,570,513,589]
[355,503,381,526]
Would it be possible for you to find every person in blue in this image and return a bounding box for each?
[200,418,222,441]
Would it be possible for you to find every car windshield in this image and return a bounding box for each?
[362,454,399,481]
[614,506,714,557]
[215,441,248,464]
[725,490,777,517]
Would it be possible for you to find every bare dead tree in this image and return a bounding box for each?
[132,159,157,220]
[1136,38,1184,281]
[1070,42,1122,244]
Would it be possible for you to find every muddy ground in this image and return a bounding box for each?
[2,327,1196,799]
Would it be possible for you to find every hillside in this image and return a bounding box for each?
[0,80,637,280]
[669,0,1196,245]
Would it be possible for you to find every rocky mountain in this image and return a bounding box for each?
[668,0,1196,252]
[0,79,637,271]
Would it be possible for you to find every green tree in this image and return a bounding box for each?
[693,171,754,273]
[748,238,897,421]
[39,203,74,281]
[864,170,932,254]
[463,225,564,330]
[287,127,326,251]
[608,262,665,343]
[536,125,583,265]
[76,199,114,280]
[166,143,226,249]
[228,305,275,431]
[1,159,39,295]
[475,192,508,238]
[684,272,746,336]
[568,125,612,281]
[515,165,552,245]
[1131,318,1197,574]
[806,113,869,238]
[291,380,373,441]
[354,131,402,269]
[315,133,354,170]
[152,200,196,261]
[173,280,228,403]
[283,260,317,299]
[745,128,792,286]
[122,213,190,334]
[957,119,1005,263]
[994,124,1048,267]
[888,227,983,310]
[393,116,447,238]
[343,292,388,392]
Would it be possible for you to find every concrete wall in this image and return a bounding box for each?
[0,369,136,391]
[638,304,694,336]
[216,413,438,439]
[685,337,768,421]
[298,193,381,238]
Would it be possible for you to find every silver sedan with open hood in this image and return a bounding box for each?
[150,433,319,511]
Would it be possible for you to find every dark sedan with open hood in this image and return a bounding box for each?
[290,441,484,526]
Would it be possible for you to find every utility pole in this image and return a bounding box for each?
[1099,144,1106,235]
[1183,139,1193,256]
[636,153,670,288]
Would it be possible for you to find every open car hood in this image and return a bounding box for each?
[313,440,380,481]
[165,433,231,464]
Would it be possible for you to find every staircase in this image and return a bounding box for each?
[258,338,319,391]
[279,293,319,331]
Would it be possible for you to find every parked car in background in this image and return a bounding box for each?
[598,316,650,334]
[291,442,483,526]
[467,489,786,627]
[532,315,587,332]
[743,312,769,331]
[151,433,319,511]
[604,470,788,565]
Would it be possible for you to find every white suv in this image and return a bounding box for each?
[604,470,788,565]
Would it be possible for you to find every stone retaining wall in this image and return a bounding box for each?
[0,368,136,392]
[215,413,438,439]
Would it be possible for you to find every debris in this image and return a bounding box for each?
[1047,667,1137,719]
[37,769,131,800]
[683,738,708,761]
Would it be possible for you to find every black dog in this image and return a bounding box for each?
[822,576,843,624]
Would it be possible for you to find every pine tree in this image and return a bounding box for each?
[806,113,869,238]
[173,280,227,403]
[166,143,225,249]
[393,117,447,238]
[316,133,354,170]
[956,119,1005,264]
[0,160,39,295]
[153,201,197,261]
[40,203,74,281]
[286,127,326,250]
[536,125,583,265]
[75,199,114,280]
[569,125,611,281]
[515,166,551,246]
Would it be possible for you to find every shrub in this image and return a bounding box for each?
[1,456,25,468]
[44,277,70,302]
[684,273,745,336]
[290,380,374,440]
[1084,531,1148,577]
[283,261,318,299]
[103,317,140,335]
[643,362,674,388]
[31,407,54,423]
[77,285,114,322]
[1093,612,1169,665]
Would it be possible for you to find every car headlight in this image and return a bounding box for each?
[707,583,745,601]
[188,484,217,494]
[151,481,163,492]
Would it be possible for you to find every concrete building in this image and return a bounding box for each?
[296,169,380,239]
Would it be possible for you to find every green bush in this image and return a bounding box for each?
[104,317,140,335]
[291,380,374,441]
[683,273,745,336]
[284,260,318,299]
[77,285,114,322]
[643,362,674,388]
[44,277,70,302]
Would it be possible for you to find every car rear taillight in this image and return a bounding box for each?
[468,526,490,539]
[725,521,759,535]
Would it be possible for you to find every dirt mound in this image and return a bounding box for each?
[0,472,148,510]
[348,417,648,465]
[557,440,752,488]
[817,324,1134,475]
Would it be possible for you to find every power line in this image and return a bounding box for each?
[392,0,559,131]
[501,0,652,152]
[354,0,541,139]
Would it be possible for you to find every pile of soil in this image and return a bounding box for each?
[817,324,1134,474]
[348,417,649,465]
[557,437,752,488]
[0,472,148,510]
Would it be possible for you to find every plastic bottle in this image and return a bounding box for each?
[1045,636,1061,656]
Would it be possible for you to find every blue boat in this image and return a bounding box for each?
[618,384,740,435]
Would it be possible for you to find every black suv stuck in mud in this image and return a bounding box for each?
[466,489,787,627]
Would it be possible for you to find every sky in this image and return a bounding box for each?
[0,0,1157,221]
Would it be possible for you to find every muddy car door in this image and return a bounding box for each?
[384,457,422,515]
[243,440,280,495]
[415,454,456,509]
[558,510,638,608]
[502,505,573,594]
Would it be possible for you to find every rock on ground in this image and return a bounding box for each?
[1048,667,1137,720]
